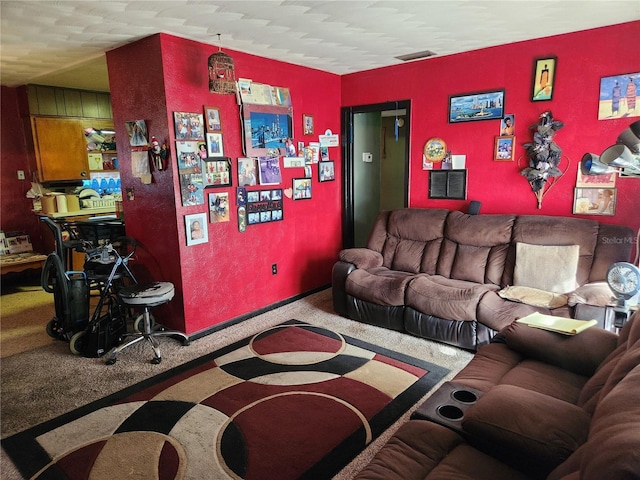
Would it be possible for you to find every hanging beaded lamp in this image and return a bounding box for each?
[208,34,236,95]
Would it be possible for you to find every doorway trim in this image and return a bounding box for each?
[340,100,411,248]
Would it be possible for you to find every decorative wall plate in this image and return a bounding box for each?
[424,138,447,162]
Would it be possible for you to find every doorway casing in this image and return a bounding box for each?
[340,100,411,248]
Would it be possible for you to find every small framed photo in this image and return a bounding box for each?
[319,161,335,182]
[258,156,282,185]
[293,178,312,200]
[494,135,515,161]
[449,90,505,123]
[206,133,224,157]
[176,141,201,172]
[237,157,258,186]
[303,114,314,135]
[531,57,557,102]
[204,106,222,132]
[174,112,205,141]
[202,157,232,187]
[573,187,617,216]
[208,192,230,223]
[185,212,208,246]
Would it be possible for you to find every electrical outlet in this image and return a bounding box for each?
[272,264,278,275]
[17,170,25,180]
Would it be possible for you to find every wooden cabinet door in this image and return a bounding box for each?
[32,117,88,181]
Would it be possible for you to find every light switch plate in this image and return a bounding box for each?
[362,153,373,163]
[17,170,25,180]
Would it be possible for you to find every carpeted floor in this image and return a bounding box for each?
[0,286,473,479]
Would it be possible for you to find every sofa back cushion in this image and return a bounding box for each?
[589,223,635,282]
[437,211,515,285]
[503,215,600,287]
[578,312,639,414]
[513,243,580,293]
[371,208,449,274]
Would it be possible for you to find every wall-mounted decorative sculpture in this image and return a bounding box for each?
[208,34,237,95]
[519,111,569,208]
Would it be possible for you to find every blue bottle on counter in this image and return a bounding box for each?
[100,178,109,194]
[91,178,100,194]
[108,178,116,194]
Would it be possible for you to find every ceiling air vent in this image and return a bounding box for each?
[395,50,437,62]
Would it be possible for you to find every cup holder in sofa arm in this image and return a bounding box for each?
[412,381,483,435]
[437,404,464,421]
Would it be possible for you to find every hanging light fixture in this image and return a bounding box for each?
[208,34,237,95]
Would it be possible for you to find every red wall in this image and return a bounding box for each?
[0,86,43,251]
[342,21,640,240]
[107,34,342,334]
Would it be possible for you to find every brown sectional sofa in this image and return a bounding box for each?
[332,208,634,350]
[354,309,640,480]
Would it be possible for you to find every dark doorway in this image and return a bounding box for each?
[340,100,410,248]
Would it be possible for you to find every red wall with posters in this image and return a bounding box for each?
[342,21,640,242]
[107,34,342,334]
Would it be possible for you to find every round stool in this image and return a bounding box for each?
[105,282,189,365]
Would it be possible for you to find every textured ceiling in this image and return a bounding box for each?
[1,0,639,92]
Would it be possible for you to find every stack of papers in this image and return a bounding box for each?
[517,312,598,335]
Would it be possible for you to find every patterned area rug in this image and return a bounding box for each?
[2,320,449,479]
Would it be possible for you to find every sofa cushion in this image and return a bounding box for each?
[452,343,523,393]
[345,267,414,306]
[405,275,498,321]
[353,420,531,480]
[463,384,590,476]
[498,285,568,309]
[513,243,580,293]
[477,290,550,333]
[504,215,599,287]
[551,364,640,480]
[437,211,515,285]
[380,208,449,274]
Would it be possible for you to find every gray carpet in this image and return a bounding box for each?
[0,288,473,479]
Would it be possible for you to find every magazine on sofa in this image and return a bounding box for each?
[517,312,598,335]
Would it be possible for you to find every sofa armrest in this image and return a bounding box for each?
[463,384,590,477]
[339,248,383,270]
[502,321,618,377]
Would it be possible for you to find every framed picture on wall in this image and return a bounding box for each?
[202,157,232,188]
[185,212,208,246]
[597,72,640,120]
[208,192,230,223]
[573,187,617,216]
[319,161,335,182]
[448,90,505,123]
[293,178,312,200]
[204,106,222,132]
[494,135,515,161]
[206,133,224,157]
[303,114,314,135]
[429,170,467,200]
[174,112,205,141]
[531,57,557,102]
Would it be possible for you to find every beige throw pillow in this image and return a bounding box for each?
[514,243,579,294]
[499,285,568,309]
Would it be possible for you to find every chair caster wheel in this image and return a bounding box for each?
[106,357,117,365]
[151,357,162,364]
